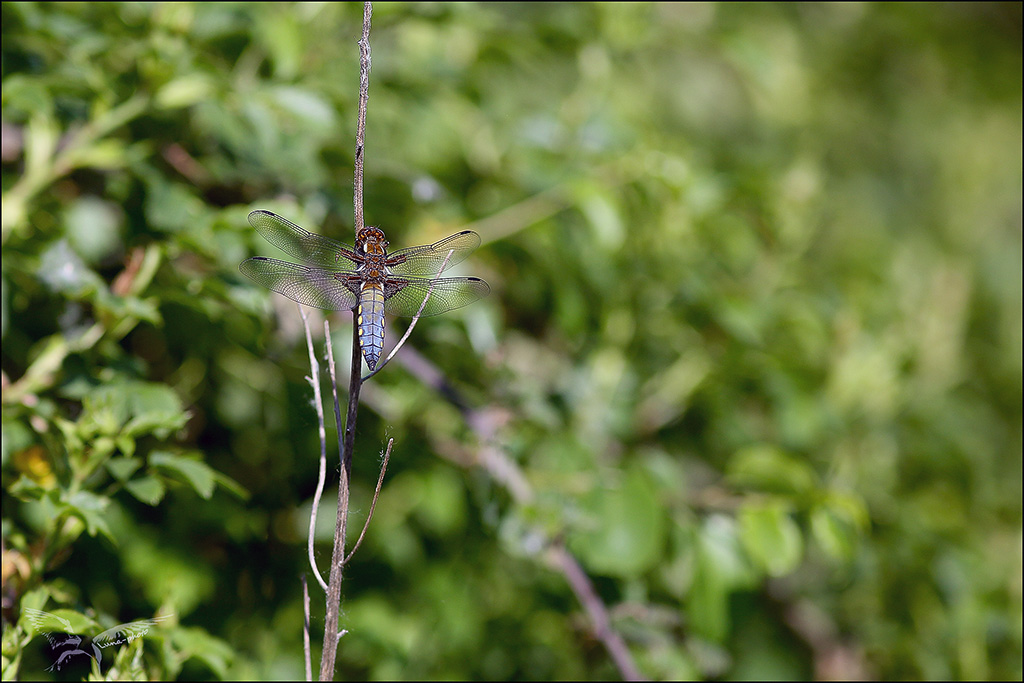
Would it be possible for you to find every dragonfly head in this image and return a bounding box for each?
[357,227,388,255]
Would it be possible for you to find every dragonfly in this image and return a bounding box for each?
[239,210,489,370]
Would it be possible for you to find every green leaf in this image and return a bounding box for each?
[689,520,735,642]
[168,627,234,679]
[106,457,142,482]
[25,112,60,177]
[2,418,35,465]
[22,607,98,640]
[37,240,105,297]
[150,451,216,499]
[81,381,187,441]
[126,475,167,506]
[65,138,130,171]
[126,382,184,417]
[569,465,666,577]
[118,295,163,325]
[8,475,47,501]
[155,74,214,109]
[738,500,803,577]
[810,492,868,561]
[2,625,23,679]
[103,637,148,680]
[269,86,336,132]
[1,75,54,119]
[121,383,189,438]
[685,514,761,643]
[726,445,817,497]
[258,12,303,80]
[115,433,137,458]
[211,472,249,500]
[143,178,206,234]
[63,491,114,544]
[690,555,729,642]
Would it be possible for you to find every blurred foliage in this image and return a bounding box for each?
[2,2,1021,680]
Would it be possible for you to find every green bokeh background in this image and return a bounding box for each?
[2,2,1020,680]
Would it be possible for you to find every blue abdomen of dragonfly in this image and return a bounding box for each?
[357,283,386,370]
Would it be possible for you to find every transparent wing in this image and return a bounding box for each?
[248,210,359,269]
[385,230,481,277]
[383,276,490,317]
[239,257,359,311]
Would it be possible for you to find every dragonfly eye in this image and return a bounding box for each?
[357,227,389,252]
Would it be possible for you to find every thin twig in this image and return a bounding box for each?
[319,4,372,679]
[361,248,454,381]
[391,350,648,681]
[302,574,312,681]
[343,438,393,565]
[456,158,641,245]
[324,320,346,478]
[549,543,646,682]
[457,184,569,244]
[301,306,329,593]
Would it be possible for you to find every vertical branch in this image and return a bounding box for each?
[353,0,372,234]
[319,2,372,679]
